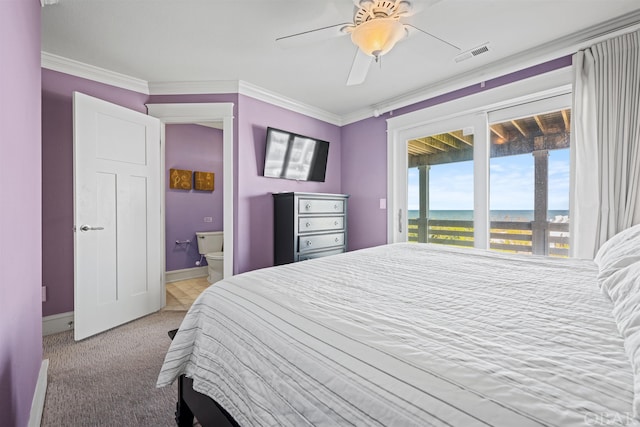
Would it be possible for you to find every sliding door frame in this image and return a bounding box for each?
[387,67,572,247]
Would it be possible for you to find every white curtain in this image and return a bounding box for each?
[570,30,640,259]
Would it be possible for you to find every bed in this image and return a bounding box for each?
[157,230,640,427]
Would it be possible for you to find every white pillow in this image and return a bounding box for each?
[594,224,640,280]
[602,261,640,418]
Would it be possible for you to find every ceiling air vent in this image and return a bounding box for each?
[454,43,490,63]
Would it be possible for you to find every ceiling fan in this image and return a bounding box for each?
[276,0,461,86]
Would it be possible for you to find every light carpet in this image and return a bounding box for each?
[42,310,186,426]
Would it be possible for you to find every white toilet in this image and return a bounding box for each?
[195,231,224,284]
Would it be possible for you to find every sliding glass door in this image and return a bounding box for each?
[387,89,571,257]
[487,96,571,257]
[407,128,475,247]
[387,113,489,247]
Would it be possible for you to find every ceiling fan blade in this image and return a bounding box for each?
[346,49,373,86]
[405,24,460,51]
[276,23,351,49]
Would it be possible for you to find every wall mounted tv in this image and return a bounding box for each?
[263,127,330,182]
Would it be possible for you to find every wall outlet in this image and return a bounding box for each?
[379,198,387,209]
[204,217,213,223]
[42,286,46,302]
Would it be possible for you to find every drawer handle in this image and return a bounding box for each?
[305,222,311,228]
[334,204,339,210]
[305,203,311,210]
[306,240,312,246]
[334,221,339,226]
[335,237,339,242]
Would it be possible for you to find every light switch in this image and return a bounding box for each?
[379,198,387,209]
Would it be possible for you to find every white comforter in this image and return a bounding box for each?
[157,243,634,426]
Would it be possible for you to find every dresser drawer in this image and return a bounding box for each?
[298,232,345,252]
[298,248,345,261]
[273,192,349,266]
[298,198,344,214]
[298,216,344,233]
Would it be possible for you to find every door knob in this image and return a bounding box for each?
[79,224,105,232]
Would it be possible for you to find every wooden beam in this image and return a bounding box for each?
[430,134,465,150]
[410,129,569,167]
[491,131,569,159]
[418,166,428,243]
[419,137,449,152]
[408,139,437,155]
[532,150,549,256]
[511,119,528,137]
[533,115,546,133]
[407,143,420,154]
[561,109,570,132]
[409,147,473,167]
[490,123,507,140]
[419,137,441,152]
[407,147,424,155]
[447,130,473,146]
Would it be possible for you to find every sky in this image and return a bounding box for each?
[408,148,570,211]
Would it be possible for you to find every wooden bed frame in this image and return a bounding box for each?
[175,375,239,427]
[169,329,240,427]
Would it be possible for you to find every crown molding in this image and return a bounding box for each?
[39,52,341,125]
[147,80,239,95]
[237,81,342,127]
[148,80,342,126]
[41,10,640,128]
[342,10,640,125]
[41,52,150,94]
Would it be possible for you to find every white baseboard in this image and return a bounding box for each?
[28,359,49,427]
[42,269,206,336]
[166,266,208,283]
[42,311,74,336]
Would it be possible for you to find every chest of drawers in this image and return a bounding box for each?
[273,192,349,265]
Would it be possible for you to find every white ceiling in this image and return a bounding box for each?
[41,0,640,121]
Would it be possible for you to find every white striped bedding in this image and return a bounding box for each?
[157,243,635,426]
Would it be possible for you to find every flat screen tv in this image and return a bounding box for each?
[263,127,330,182]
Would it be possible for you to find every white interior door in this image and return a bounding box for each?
[73,92,162,341]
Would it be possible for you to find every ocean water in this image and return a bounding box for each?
[408,210,569,222]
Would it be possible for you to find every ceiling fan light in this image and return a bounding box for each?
[350,18,406,58]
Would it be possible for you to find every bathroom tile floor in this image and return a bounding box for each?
[163,277,210,311]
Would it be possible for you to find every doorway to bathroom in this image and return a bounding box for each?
[165,123,224,271]
[146,103,234,309]
[163,123,224,307]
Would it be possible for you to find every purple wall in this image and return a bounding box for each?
[235,95,342,273]
[165,124,224,271]
[41,69,149,317]
[41,56,572,317]
[341,56,573,250]
[341,117,389,250]
[146,93,342,274]
[0,1,42,425]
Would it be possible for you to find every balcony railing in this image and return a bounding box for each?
[408,218,569,257]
